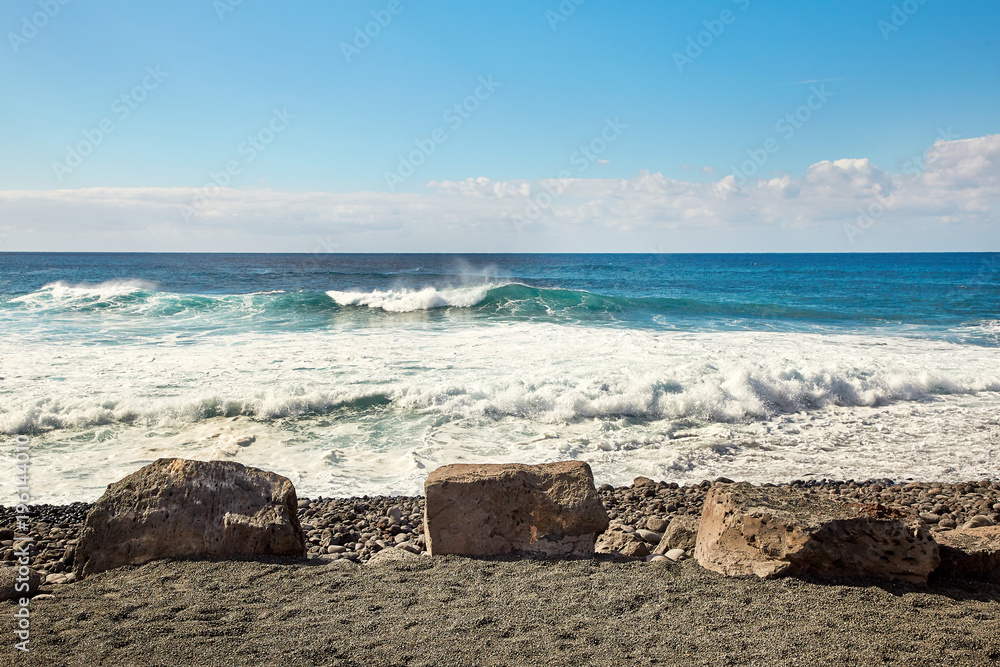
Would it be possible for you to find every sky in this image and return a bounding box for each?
[0,0,998,252]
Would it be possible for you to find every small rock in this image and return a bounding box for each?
[393,533,410,545]
[635,529,662,544]
[665,548,686,561]
[596,528,650,558]
[645,555,669,563]
[963,515,995,529]
[645,517,669,533]
[633,476,656,488]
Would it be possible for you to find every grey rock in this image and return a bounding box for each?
[0,566,41,600]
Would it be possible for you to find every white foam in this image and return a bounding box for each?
[4,323,1000,503]
[10,279,156,305]
[326,284,495,312]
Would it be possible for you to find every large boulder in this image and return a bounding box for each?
[933,526,1000,583]
[74,458,305,578]
[423,461,609,557]
[694,483,939,583]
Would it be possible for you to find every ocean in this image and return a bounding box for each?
[2,252,999,504]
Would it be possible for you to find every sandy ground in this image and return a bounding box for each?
[4,555,1000,667]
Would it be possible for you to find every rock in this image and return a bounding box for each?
[0,566,41,600]
[393,533,410,545]
[74,458,306,578]
[646,555,669,563]
[423,461,608,557]
[665,548,686,562]
[933,526,1000,583]
[596,528,650,558]
[962,515,995,529]
[45,573,67,585]
[0,529,13,541]
[654,515,699,555]
[939,517,957,529]
[633,476,656,488]
[645,516,669,533]
[297,499,311,509]
[694,483,939,583]
[635,529,662,544]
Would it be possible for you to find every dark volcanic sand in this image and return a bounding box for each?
[7,555,1000,667]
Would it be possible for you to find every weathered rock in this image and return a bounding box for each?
[423,461,608,557]
[933,526,1000,584]
[654,515,699,555]
[962,515,995,529]
[0,566,40,600]
[74,458,305,578]
[595,526,650,558]
[694,483,939,583]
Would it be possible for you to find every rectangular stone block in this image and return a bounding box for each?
[423,461,609,557]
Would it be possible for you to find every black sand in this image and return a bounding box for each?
[7,555,1000,667]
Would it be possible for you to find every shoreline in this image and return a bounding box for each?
[3,476,999,665]
[3,476,997,573]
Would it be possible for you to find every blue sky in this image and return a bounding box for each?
[1,0,998,251]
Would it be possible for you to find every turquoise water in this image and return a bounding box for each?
[2,253,998,501]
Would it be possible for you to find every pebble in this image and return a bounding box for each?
[635,529,662,544]
[665,549,687,562]
[1,478,998,572]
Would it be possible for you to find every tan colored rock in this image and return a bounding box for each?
[423,461,608,557]
[596,527,650,558]
[75,458,305,578]
[653,515,699,555]
[694,483,939,583]
[933,526,1000,583]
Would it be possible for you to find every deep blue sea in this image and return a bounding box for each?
[2,253,998,501]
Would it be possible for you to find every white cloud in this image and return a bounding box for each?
[1,134,997,251]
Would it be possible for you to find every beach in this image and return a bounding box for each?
[5,477,1000,665]
[10,546,1000,666]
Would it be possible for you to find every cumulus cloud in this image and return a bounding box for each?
[1,134,997,251]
